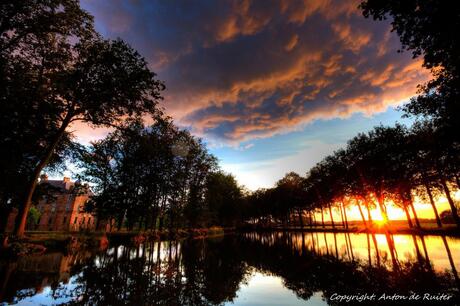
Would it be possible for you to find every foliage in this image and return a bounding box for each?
[78,116,221,230]
[242,123,459,229]
[0,0,165,235]
[26,206,41,229]
[205,172,243,226]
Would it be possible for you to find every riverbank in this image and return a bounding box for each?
[2,224,457,258]
[0,226,231,258]
[239,224,460,237]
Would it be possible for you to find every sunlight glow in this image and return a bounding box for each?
[312,190,460,224]
[373,219,387,227]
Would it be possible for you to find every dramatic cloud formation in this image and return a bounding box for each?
[82,0,430,144]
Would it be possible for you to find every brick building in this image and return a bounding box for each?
[36,175,97,231]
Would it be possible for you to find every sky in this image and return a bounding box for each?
[77,0,431,190]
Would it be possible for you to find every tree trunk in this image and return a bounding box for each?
[342,203,349,229]
[299,232,304,252]
[356,201,368,229]
[366,233,371,266]
[118,209,126,231]
[412,235,423,262]
[169,209,175,235]
[323,232,329,255]
[151,209,158,231]
[144,215,150,231]
[425,183,442,227]
[442,236,460,288]
[403,205,413,228]
[344,231,351,259]
[385,233,399,271]
[419,235,432,270]
[441,179,460,228]
[372,233,380,266]
[333,233,338,258]
[320,208,325,228]
[408,200,421,228]
[367,204,373,224]
[347,232,354,261]
[376,193,389,224]
[14,114,72,237]
[364,197,374,227]
[158,216,164,232]
[297,208,304,229]
[327,203,335,229]
[339,203,346,228]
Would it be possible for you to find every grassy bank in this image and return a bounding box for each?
[106,226,228,241]
[1,226,230,257]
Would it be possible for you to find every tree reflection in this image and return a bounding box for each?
[63,237,247,306]
[242,232,459,305]
[1,234,459,305]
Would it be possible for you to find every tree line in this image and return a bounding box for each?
[240,0,460,230]
[242,122,459,230]
[77,116,243,231]
[0,1,242,236]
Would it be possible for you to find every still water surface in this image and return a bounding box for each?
[0,232,459,305]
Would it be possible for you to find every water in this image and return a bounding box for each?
[0,232,459,305]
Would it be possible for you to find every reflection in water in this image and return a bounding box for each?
[0,233,459,305]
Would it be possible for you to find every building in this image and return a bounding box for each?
[36,175,97,231]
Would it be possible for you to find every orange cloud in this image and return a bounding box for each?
[81,0,432,145]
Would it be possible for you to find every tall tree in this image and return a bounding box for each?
[205,172,243,227]
[79,117,218,231]
[0,1,165,236]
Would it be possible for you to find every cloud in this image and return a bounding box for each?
[82,0,431,144]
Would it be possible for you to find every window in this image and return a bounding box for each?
[63,216,67,225]
[48,217,53,225]
[65,195,73,211]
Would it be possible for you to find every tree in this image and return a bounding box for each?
[360,0,460,157]
[360,0,460,229]
[0,0,89,233]
[0,0,165,236]
[26,206,41,230]
[205,172,243,227]
[79,116,218,232]
[360,0,460,161]
[360,1,459,71]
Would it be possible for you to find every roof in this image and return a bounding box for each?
[39,179,93,196]
[44,180,75,192]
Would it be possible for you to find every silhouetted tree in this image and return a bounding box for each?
[0,0,165,237]
[79,116,218,231]
[205,172,243,227]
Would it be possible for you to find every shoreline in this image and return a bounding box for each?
[0,227,230,257]
[2,225,458,258]
[237,225,460,237]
